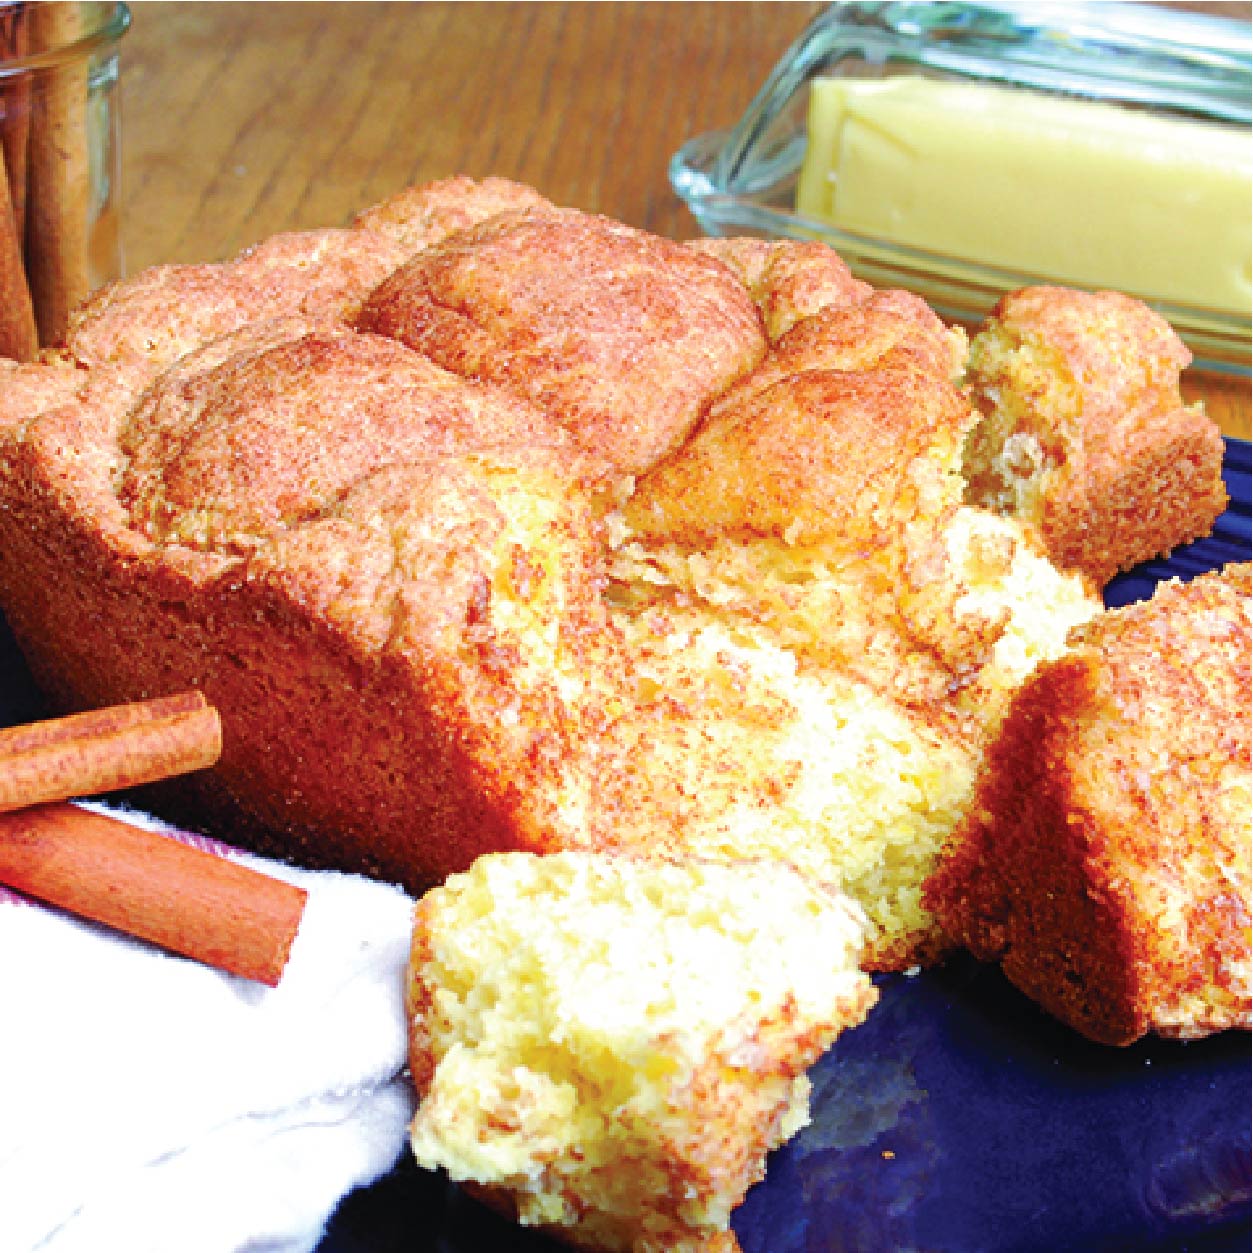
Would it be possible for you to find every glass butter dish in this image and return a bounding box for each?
[670,1,1252,374]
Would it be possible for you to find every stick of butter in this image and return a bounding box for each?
[796,76,1252,316]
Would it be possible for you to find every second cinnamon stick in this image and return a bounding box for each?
[0,801,308,986]
[0,152,37,360]
[25,0,92,346]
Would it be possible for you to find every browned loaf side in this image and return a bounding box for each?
[926,563,1252,1045]
[0,178,1229,970]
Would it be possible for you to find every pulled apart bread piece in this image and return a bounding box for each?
[0,178,1227,971]
[962,286,1228,585]
[614,282,1099,744]
[406,851,877,1253]
[927,564,1252,1045]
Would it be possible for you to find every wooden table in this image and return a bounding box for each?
[117,1,1250,438]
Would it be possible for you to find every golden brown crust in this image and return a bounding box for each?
[0,357,90,433]
[0,448,617,886]
[963,285,1228,585]
[62,180,548,381]
[927,564,1252,1044]
[0,265,624,888]
[622,284,972,549]
[703,287,967,428]
[357,207,766,474]
[117,322,603,553]
[762,287,966,385]
[61,228,411,378]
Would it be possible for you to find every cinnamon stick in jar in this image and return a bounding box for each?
[0,0,31,242]
[0,0,37,359]
[25,0,92,347]
[0,143,37,359]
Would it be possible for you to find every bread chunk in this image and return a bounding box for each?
[962,285,1227,585]
[407,851,877,1253]
[926,564,1252,1045]
[617,291,1099,741]
[684,236,873,341]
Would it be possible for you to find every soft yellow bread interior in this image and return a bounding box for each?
[597,292,1100,966]
[407,851,877,1253]
[591,607,977,970]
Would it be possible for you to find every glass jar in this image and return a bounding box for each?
[0,1,130,358]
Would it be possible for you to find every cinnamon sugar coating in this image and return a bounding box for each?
[62,176,548,381]
[63,229,411,378]
[745,287,967,389]
[358,207,766,473]
[119,322,601,553]
[926,564,1252,1045]
[623,361,970,552]
[0,357,89,430]
[624,288,970,549]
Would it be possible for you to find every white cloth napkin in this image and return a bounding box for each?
[0,802,419,1253]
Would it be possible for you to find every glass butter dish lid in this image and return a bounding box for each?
[670,0,1253,374]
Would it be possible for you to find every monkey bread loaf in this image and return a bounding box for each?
[926,563,1252,1046]
[405,851,878,1252]
[0,178,1228,970]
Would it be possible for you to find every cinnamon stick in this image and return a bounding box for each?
[25,0,91,346]
[0,1,32,243]
[0,801,308,986]
[0,692,308,984]
[0,2,37,360]
[0,149,37,359]
[0,691,223,813]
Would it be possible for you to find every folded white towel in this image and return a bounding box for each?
[0,802,418,1253]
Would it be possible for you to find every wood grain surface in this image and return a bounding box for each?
[116,1,1250,437]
